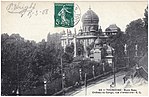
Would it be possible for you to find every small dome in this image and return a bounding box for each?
[90,26,96,32]
[90,49,94,53]
[94,49,101,53]
[107,45,112,52]
[95,37,102,45]
[82,8,99,24]
[106,45,114,52]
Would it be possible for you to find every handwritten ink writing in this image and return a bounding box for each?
[6,2,49,18]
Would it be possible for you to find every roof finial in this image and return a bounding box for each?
[89,5,91,10]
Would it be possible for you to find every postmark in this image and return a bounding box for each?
[74,3,81,26]
[54,3,81,28]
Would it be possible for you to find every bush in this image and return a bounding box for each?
[65,67,80,87]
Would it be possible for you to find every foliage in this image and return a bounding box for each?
[125,19,147,64]
[144,6,148,30]
[107,31,126,67]
[1,33,62,95]
[124,6,148,66]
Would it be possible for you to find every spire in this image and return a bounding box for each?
[89,5,91,10]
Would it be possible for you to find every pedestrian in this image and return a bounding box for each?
[110,82,115,88]
[123,76,127,84]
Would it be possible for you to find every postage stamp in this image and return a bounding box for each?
[54,3,74,28]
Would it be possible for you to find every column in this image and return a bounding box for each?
[83,41,88,58]
[135,44,138,57]
[66,29,69,45]
[73,28,77,57]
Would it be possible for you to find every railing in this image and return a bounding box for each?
[1,66,127,96]
[53,67,127,96]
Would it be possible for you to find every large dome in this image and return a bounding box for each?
[82,8,99,24]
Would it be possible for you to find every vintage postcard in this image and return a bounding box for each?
[1,0,148,96]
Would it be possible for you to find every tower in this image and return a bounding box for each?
[82,7,99,33]
[94,37,103,62]
[80,7,100,58]
[89,37,103,62]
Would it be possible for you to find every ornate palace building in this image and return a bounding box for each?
[61,8,121,62]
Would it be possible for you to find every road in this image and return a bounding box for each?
[67,72,148,96]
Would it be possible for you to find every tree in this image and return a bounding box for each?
[126,19,147,55]
[1,34,37,95]
[144,6,148,30]
[125,18,148,67]
[62,43,74,63]
[107,31,126,67]
[47,32,62,50]
[1,33,63,95]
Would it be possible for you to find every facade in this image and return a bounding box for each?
[61,8,120,62]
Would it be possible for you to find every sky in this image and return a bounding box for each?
[1,1,147,42]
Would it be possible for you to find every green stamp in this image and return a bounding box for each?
[54,3,74,28]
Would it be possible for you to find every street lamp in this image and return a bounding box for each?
[16,43,20,96]
[61,56,65,95]
[92,65,95,79]
[62,73,65,95]
[16,63,20,96]
[124,44,127,55]
[43,79,47,95]
[124,44,130,68]
[102,62,105,74]
[84,73,87,96]
[135,44,138,57]
[79,68,82,81]
[105,51,116,87]
[16,88,19,96]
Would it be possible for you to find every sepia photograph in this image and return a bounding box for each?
[1,0,148,96]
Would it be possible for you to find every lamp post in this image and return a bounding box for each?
[102,62,105,74]
[79,68,82,81]
[16,42,20,96]
[61,72,65,95]
[105,53,116,87]
[92,65,95,79]
[134,44,143,66]
[43,79,47,95]
[16,88,19,96]
[84,73,87,96]
[135,44,138,57]
[62,73,65,95]
[124,44,130,68]
[124,44,127,55]
[16,63,20,96]
[61,56,65,95]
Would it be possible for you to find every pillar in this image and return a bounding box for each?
[66,29,69,45]
[73,28,77,57]
[83,41,88,58]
